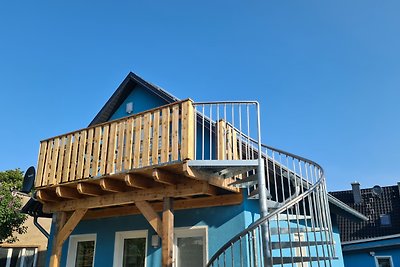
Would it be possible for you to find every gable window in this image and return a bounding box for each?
[174,227,207,267]
[113,230,147,267]
[380,214,391,227]
[0,247,37,267]
[66,234,96,267]
[375,256,393,267]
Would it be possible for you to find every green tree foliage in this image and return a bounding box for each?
[0,169,27,243]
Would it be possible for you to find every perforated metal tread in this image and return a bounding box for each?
[188,160,258,178]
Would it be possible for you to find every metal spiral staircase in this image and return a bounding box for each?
[190,102,337,267]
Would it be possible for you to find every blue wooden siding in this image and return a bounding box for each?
[109,84,168,121]
[46,199,257,267]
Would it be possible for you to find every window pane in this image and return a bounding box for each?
[22,248,36,267]
[177,236,204,267]
[10,248,22,267]
[378,258,392,267]
[75,241,95,267]
[0,248,8,267]
[122,238,146,267]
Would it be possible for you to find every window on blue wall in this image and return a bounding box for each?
[380,214,391,227]
[375,256,393,267]
[113,230,147,267]
[174,227,207,267]
[66,234,96,267]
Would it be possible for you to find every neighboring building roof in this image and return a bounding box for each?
[330,184,400,243]
[89,72,179,126]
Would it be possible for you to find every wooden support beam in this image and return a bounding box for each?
[55,186,81,199]
[43,181,211,213]
[56,209,88,247]
[49,212,67,267]
[99,178,126,193]
[36,189,59,203]
[77,183,103,196]
[152,169,176,185]
[135,201,163,237]
[83,194,243,220]
[125,173,154,189]
[162,197,174,267]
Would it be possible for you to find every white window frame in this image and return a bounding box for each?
[66,234,96,267]
[375,256,394,267]
[113,230,148,267]
[1,247,38,267]
[174,226,208,267]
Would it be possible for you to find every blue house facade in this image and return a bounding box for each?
[23,73,367,267]
[331,183,400,267]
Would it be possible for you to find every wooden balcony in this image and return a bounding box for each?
[34,100,247,213]
[35,100,195,189]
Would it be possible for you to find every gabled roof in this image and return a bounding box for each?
[89,72,179,127]
[330,184,400,243]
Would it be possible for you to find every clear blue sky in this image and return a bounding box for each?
[0,1,399,191]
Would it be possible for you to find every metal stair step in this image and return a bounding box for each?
[270,240,334,249]
[187,160,258,178]
[272,256,337,264]
[228,173,258,188]
[269,227,328,235]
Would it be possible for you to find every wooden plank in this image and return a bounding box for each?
[232,130,238,160]
[55,186,81,199]
[91,126,102,177]
[133,116,142,168]
[69,133,80,182]
[124,118,134,170]
[49,212,67,267]
[141,113,152,167]
[83,194,243,220]
[83,128,94,178]
[106,123,117,174]
[61,135,72,183]
[35,141,48,188]
[49,138,60,185]
[43,181,212,213]
[162,197,174,267]
[135,200,163,236]
[55,209,87,248]
[151,111,160,165]
[125,173,154,189]
[116,121,125,173]
[55,137,66,185]
[227,126,233,160]
[42,140,53,186]
[76,130,87,180]
[161,107,170,163]
[181,100,194,160]
[217,120,226,160]
[77,183,103,196]
[171,105,179,161]
[99,125,110,175]
[99,178,126,193]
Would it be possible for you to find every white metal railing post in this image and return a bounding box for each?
[255,102,271,267]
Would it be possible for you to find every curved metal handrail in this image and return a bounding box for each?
[206,143,332,267]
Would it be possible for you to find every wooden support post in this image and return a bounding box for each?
[162,197,174,267]
[49,212,67,267]
[49,209,88,267]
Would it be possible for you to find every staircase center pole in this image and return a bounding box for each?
[255,103,271,267]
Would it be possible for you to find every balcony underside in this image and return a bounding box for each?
[37,161,244,215]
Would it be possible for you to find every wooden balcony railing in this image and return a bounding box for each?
[35,100,194,188]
